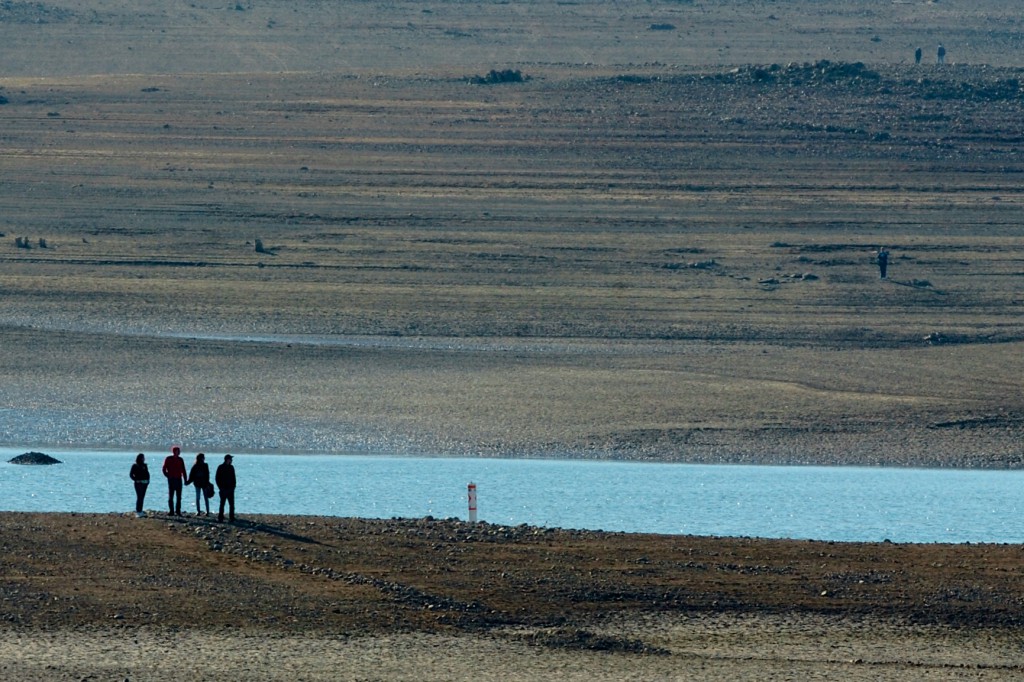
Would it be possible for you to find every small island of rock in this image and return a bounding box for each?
[8,452,62,465]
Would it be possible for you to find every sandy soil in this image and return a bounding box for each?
[1,63,1022,464]
[7,621,1024,681]
[3,512,1024,681]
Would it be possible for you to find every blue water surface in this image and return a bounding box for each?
[2,448,1021,543]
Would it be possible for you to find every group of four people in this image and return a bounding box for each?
[129,447,236,522]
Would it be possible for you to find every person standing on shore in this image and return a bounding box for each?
[216,454,236,523]
[937,44,946,64]
[876,246,890,279]
[915,47,922,64]
[162,446,187,516]
[186,452,211,516]
[129,453,150,517]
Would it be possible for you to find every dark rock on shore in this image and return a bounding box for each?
[8,451,62,465]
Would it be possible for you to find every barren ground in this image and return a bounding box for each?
[1,61,1023,462]
[3,512,1024,680]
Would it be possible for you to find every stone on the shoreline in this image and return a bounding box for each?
[8,451,62,465]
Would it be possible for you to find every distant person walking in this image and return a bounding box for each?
[130,453,150,517]
[216,454,237,523]
[186,452,211,516]
[937,44,946,64]
[915,47,922,64]
[162,446,187,516]
[876,246,890,279]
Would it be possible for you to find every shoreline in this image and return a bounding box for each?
[2,329,1022,469]
[2,441,1020,468]
[3,512,1024,680]
[3,415,1023,470]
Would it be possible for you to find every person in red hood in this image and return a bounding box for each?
[162,446,187,516]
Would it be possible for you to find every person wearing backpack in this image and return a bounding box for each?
[186,452,211,516]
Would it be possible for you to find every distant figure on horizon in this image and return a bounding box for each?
[130,453,150,517]
[162,446,187,516]
[186,452,211,516]
[937,44,946,64]
[216,454,236,523]
[876,247,890,279]
[915,47,922,64]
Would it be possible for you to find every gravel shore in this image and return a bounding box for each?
[3,327,1022,468]
[3,512,1024,681]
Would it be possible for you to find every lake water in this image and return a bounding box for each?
[2,447,1021,543]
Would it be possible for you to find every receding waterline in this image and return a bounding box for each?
[2,447,1021,544]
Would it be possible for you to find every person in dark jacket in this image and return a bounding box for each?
[129,453,150,517]
[876,246,890,279]
[162,446,187,516]
[186,452,211,516]
[215,454,236,522]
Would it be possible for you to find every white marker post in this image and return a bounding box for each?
[467,482,478,523]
